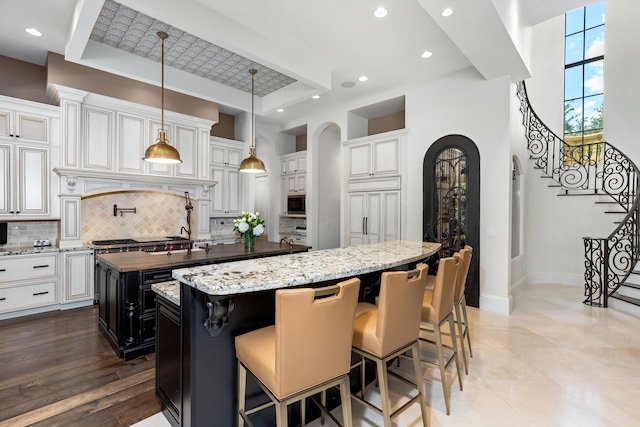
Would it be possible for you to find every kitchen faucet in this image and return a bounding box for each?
[181,192,194,255]
[279,237,294,254]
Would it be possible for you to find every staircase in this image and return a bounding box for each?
[516,81,640,315]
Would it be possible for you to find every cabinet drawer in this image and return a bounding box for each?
[0,254,58,282]
[0,281,57,313]
[141,269,173,284]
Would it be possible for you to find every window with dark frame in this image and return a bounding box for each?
[564,1,605,163]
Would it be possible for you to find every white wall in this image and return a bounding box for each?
[406,69,514,314]
[315,124,341,249]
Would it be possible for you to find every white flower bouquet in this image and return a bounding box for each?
[233,211,265,237]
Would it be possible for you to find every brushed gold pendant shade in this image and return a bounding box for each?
[143,31,182,164]
[239,68,266,173]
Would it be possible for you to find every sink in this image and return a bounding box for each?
[147,248,204,255]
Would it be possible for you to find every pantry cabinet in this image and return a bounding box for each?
[346,190,400,246]
[209,138,243,216]
[342,130,406,246]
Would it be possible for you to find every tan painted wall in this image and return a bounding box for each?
[211,112,235,139]
[296,134,307,151]
[368,111,405,136]
[0,55,55,105]
[46,52,218,122]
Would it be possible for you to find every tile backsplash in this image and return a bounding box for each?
[81,191,197,243]
[1,221,59,249]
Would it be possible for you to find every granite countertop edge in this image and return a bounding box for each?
[173,240,440,297]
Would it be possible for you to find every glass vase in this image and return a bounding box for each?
[244,232,255,250]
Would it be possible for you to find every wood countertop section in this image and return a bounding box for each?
[173,240,441,296]
[95,241,311,272]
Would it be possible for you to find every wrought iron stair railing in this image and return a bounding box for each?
[516,81,640,307]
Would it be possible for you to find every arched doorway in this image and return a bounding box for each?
[423,135,480,307]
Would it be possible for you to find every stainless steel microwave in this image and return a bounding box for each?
[287,195,306,214]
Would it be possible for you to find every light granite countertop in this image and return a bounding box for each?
[152,280,181,305]
[0,245,94,256]
[173,240,440,296]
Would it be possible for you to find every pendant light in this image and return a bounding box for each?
[239,69,266,173]
[143,31,182,164]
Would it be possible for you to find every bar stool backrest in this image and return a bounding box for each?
[453,246,473,302]
[375,263,428,355]
[423,256,459,324]
[275,278,360,398]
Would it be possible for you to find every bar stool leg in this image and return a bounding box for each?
[410,342,429,427]
[448,316,464,392]
[433,323,451,415]
[375,358,393,427]
[461,297,473,358]
[454,303,469,374]
[339,376,354,427]
[275,400,288,426]
[237,361,247,427]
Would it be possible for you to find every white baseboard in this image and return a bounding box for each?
[60,299,95,310]
[479,293,513,315]
[0,304,60,321]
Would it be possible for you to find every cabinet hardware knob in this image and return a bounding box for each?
[33,291,49,296]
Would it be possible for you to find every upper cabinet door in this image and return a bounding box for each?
[17,146,49,216]
[372,138,399,176]
[117,113,145,174]
[0,110,48,143]
[175,125,198,179]
[83,106,114,171]
[347,137,399,180]
[348,142,372,179]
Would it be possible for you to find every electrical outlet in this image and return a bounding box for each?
[34,239,51,246]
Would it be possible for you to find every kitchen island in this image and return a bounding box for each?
[161,240,440,427]
[95,241,310,360]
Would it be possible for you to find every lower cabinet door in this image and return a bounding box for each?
[156,296,181,423]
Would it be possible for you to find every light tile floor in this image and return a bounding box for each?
[133,284,640,427]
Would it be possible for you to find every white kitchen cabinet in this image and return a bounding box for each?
[117,112,146,174]
[281,151,307,195]
[0,108,49,143]
[0,143,50,218]
[346,136,399,180]
[60,250,94,306]
[209,167,241,216]
[209,138,243,216]
[0,252,59,316]
[346,190,400,246]
[83,106,114,171]
[210,140,243,167]
[175,125,198,179]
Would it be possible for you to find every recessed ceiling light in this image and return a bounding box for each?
[25,28,42,37]
[374,7,388,18]
[312,95,320,99]
[421,50,433,59]
[441,8,453,17]
[358,75,369,82]
[277,108,284,112]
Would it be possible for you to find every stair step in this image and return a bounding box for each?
[624,274,640,286]
[618,283,640,299]
[609,292,640,319]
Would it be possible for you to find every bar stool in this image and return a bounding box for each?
[235,278,360,427]
[419,256,462,415]
[453,246,473,374]
[350,264,430,427]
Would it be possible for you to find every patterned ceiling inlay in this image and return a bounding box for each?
[90,0,297,97]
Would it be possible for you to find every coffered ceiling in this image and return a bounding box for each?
[0,0,596,128]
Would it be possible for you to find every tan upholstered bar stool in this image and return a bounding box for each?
[419,256,462,415]
[350,264,430,427]
[235,278,360,427]
[452,246,473,374]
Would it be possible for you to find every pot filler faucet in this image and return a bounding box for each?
[180,191,194,255]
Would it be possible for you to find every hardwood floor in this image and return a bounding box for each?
[0,306,161,427]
